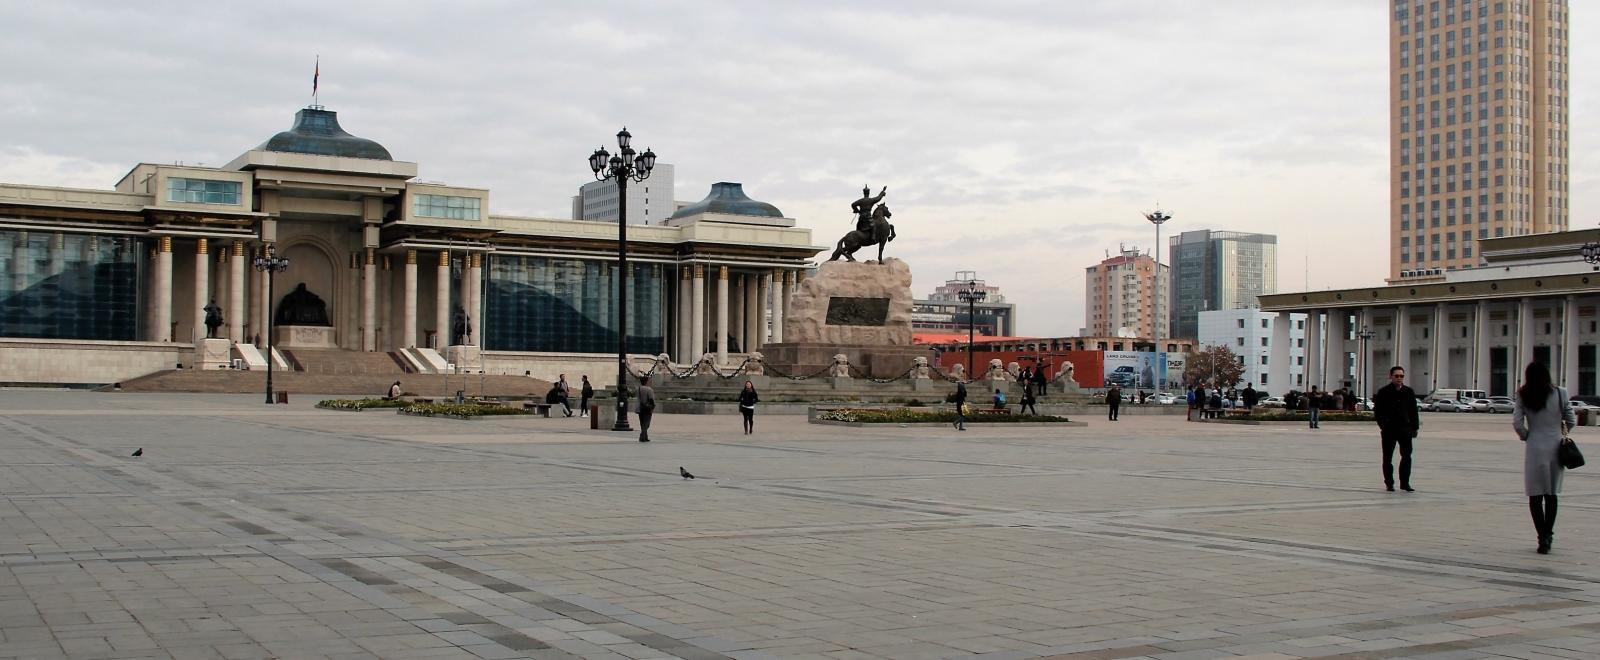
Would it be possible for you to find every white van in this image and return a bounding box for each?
[1426,388,1487,404]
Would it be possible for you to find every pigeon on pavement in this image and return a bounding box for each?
[679,467,695,480]
[131,448,143,457]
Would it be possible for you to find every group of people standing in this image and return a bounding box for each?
[545,374,595,418]
[1371,363,1574,554]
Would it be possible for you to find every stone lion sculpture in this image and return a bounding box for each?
[830,354,851,378]
[984,358,1010,382]
[949,362,966,381]
[745,351,766,375]
[911,356,931,379]
[695,352,719,375]
[1052,361,1077,385]
[653,353,672,376]
[1007,361,1022,379]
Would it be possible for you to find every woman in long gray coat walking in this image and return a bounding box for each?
[1512,361,1575,554]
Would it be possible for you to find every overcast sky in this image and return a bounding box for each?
[2,1,1596,337]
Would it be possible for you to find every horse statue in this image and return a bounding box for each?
[829,203,896,263]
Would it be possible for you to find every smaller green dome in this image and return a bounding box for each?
[257,107,393,160]
[669,182,782,219]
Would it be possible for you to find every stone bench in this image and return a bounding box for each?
[523,402,553,418]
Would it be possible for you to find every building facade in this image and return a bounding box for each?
[1169,230,1278,340]
[912,271,1017,336]
[1085,246,1168,338]
[1389,0,1569,279]
[1263,229,1599,398]
[0,107,821,385]
[571,163,677,225]
[1198,308,1309,392]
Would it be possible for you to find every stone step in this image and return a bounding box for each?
[111,369,550,397]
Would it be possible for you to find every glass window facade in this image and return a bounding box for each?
[483,256,663,354]
[167,178,241,205]
[414,194,481,220]
[0,230,143,340]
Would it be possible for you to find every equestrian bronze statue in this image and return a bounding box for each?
[829,185,897,263]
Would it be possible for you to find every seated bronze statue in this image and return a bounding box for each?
[275,283,331,326]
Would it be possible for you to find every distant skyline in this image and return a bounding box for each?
[2,1,1597,336]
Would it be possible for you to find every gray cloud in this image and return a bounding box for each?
[1,0,1592,336]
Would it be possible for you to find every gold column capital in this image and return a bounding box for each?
[693,264,704,279]
[681,266,692,281]
[783,270,794,284]
[471,253,482,269]
[718,266,728,280]
[406,249,417,265]
[365,248,376,266]
[196,238,208,255]
[439,251,450,267]
[159,236,172,253]
[232,240,245,257]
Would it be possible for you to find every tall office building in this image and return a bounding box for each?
[571,163,676,225]
[1169,230,1278,340]
[1390,0,1569,279]
[1084,246,1168,338]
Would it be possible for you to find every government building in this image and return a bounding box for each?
[0,106,823,386]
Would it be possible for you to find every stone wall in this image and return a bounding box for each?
[480,351,660,386]
[0,338,188,386]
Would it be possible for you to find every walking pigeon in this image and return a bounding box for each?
[131,448,143,457]
[679,467,694,480]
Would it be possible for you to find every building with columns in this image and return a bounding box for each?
[1197,308,1307,392]
[0,106,822,385]
[1260,229,1600,398]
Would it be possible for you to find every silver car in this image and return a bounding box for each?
[1486,396,1514,413]
[1429,399,1473,412]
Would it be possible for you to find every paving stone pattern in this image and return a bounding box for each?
[2,391,1599,659]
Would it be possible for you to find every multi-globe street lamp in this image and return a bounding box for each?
[1144,208,1172,395]
[252,244,290,404]
[1357,326,1377,407]
[957,280,987,378]
[1581,240,1600,265]
[587,128,657,432]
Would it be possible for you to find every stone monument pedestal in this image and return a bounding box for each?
[762,257,929,378]
[194,338,233,370]
[275,325,336,349]
[760,342,932,379]
[447,345,482,372]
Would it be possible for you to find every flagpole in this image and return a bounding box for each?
[313,55,320,107]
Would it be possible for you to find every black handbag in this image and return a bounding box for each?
[1559,437,1585,470]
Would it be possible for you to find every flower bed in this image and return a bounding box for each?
[316,398,409,411]
[815,408,1071,424]
[396,402,534,419]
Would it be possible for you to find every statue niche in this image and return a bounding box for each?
[275,283,331,327]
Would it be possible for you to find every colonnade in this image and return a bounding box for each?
[1274,296,1594,396]
[672,265,800,364]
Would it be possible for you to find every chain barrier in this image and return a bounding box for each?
[761,361,838,381]
[926,365,966,383]
[846,364,917,384]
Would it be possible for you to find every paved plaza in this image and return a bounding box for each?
[2,392,1599,659]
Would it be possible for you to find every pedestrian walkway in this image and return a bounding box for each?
[1,391,1597,659]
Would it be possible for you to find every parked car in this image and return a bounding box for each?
[1469,398,1494,412]
[1487,397,1515,413]
[1570,399,1596,412]
[1259,396,1285,408]
[1105,366,1138,387]
[1151,393,1177,405]
[1429,399,1474,413]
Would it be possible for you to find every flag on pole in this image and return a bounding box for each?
[313,56,320,96]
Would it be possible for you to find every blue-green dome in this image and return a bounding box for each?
[257,107,393,160]
[669,182,782,219]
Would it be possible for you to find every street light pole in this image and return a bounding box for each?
[252,244,289,404]
[1144,208,1172,395]
[1357,326,1376,406]
[957,280,987,378]
[588,129,657,432]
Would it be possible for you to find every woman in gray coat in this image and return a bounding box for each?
[1512,361,1575,554]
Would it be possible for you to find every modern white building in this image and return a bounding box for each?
[571,163,676,225]
[1262,229,1600,398]
[1198,308,1309,393]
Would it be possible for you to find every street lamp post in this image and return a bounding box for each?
[1357,326,1376,406]
[252,244,289,404]
[957,280,987,378]
[588,128,657,432]
[1144,208,1172,395]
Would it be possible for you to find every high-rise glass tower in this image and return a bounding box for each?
[1168,230,1278,341]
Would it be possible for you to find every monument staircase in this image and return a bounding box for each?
[110,348,549,397]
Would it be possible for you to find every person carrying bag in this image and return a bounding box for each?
[1512,361,1577,554]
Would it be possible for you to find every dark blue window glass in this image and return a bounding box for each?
[0,230,144,340]
[483,256,663,354]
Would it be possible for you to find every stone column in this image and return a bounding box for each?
[1305,310,1322,391]
[1268,311,1291,390]
[1518,297,1535,375]
[732,274,745,353]
[715,266,730,365]
[436,251,450,349]
[48,233,64,277]
[1393,304,1410,377]
[402,249,417,348]
[1325,310,1347,388]
[676,267,691,361]
[152,236,173,342]
[690,264,706,359]
[1564,295,1580,390]
[229,241,245,343]
[1474,300,1492,392]
[8,231,27,293]
[1432,303,1448,390]
[744,273,760,351]
[361,248,376,351]
[782,271,795,339]
[192,238,209,342]
[770,269,785,344]
[467,253,482,345]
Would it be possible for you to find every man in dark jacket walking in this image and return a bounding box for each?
[952,380,968,431]
[1107,386,1122,421]
[636,377,656,442]
[1372,366,1421,492]
[1242,384,1258,413]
